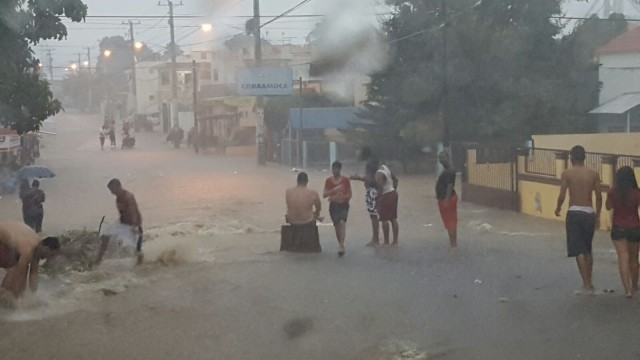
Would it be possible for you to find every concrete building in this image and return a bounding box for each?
[591,27,640,132]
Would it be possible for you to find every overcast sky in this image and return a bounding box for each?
[35,0,640,79]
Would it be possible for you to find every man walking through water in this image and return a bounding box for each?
[96,179,144,265]
[436,151,458,251]
[555,145,602,295]
[324,161,352,257]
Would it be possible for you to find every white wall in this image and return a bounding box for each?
[135,61,163,115]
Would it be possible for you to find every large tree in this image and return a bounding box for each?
[361,0,626,160]
[0,0,87,134]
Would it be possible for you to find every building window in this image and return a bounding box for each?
[200,52,207,60]
[213,69,219,81]
[161,72,170,86]
[149,95,155,101]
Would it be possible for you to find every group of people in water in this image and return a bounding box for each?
[0,177,142,305]
[1,143,638,306]
[284,148,459,257]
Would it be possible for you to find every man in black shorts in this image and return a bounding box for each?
[555,145,602,294]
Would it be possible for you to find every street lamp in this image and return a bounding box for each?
[103,49,112,57]
[201,23,213,32]
[134,41,144,50]
[83,60,89,67]
[70,63,78,71]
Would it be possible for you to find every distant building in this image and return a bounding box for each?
[591,27,640,132]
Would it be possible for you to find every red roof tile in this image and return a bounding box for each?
[597,26,640,55]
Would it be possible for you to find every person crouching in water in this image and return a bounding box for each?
[96,179,144,265]
[606,166,640,298]
[0,221,59,301]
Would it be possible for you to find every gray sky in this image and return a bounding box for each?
[35,0,640,79]
[36,0,384,79]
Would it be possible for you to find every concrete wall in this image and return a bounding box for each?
[518,179,612,230]
[599,53,640,104]
[532,133,640,156]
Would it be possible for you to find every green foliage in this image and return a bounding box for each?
[0,0,87,134]
[361,0,627,161]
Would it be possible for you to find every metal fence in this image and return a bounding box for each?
[280,139,360,169]
[524,148,556,177]
[617,155,636,171]
[585,152,603,178]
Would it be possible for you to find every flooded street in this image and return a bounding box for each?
[0,112,639,359]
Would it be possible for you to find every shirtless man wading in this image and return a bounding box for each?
[555,145,602,294]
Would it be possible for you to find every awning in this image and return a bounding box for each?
[589,92,640,114]
[288,107,373,130]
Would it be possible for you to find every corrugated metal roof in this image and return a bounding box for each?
[589,93,640,114]
[288,107,372,130]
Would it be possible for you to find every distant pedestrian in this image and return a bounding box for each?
[605,166,640,298]
[323,161,352,257]
[555,145,602,295]
[436,151,458,251]
[99,127,106,151]
[376,164,399,247]
[29,180,45,233]
[19,179,32,227]
[96,179,144,266]
[108,121,116,147]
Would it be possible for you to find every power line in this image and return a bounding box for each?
[260,0,314,28]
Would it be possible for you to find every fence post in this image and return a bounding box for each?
[601,155,618,187]
[634,159,640,182]
[554,151,568,179]
[516,148,528,176]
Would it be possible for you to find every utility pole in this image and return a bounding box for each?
[254,0,265,165]
[440,0,450,150]
[298,77,303,168]
[46,50,54,81]
[159,1,182,128]
[128,20,138,99]
[87,47,93,112]
[127,20,140,120]
[192,59,199,153]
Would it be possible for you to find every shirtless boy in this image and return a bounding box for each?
[0,221,59,299]
[555,145,602,294]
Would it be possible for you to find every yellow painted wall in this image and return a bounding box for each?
[467,151,513,190]
[532,133,640,156]
[519,180,612,230]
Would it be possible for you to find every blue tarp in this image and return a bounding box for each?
[287,107,372,130]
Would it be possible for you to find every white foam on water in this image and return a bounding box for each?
[0,217,261,322]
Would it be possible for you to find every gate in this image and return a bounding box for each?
[451,142,518,211]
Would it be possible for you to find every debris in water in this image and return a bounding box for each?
[156,249,179,266]
[423,224,433,227]
[283,317,313,339]
[101,288,118,296]
[603,289,615,294]
[474,279,483,285]
[498,297,510,303]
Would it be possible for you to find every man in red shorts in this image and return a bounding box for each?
[376,164,399,247]
[436,151,458,250]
